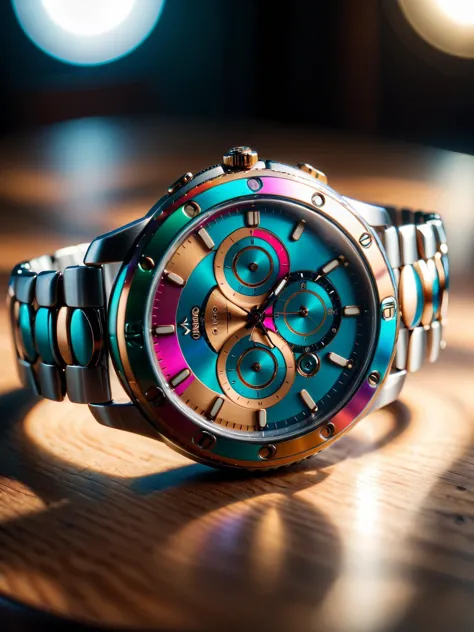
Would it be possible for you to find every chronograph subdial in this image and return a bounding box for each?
[216,328,295,409]
[273,271,342,352]
[214,226,289,309]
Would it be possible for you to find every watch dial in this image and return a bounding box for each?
[149,199,377,439]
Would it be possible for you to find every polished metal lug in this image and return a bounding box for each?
[344,198,391,227]
[84,217,151,265]
[369,369,407,411]
[89,402,163,440]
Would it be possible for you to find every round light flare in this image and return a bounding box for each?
[42,0,136,37]
[11,0,166,66]
[399,0,474,58]
[436,0,474,26]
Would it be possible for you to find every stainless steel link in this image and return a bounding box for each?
[381,208,448,374]
[8,243,113,404]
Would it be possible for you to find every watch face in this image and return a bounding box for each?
[148,198,378,440]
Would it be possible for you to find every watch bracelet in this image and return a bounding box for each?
[379,207,448,373]
[7,243,113,404]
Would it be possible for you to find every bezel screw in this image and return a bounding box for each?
[145,386,165,406]
[258,444,277,460]
[312,193,325,208]
[359,232,373,248]
[368,371,381,388]
[320,422,335,440]
[183,201,200,218]
[193,431,217,450]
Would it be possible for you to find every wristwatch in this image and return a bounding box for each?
[8,147,449,470]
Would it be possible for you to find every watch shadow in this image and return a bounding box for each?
[0,387,411,631]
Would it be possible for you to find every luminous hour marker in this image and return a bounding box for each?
[328,352,353,369]
[258,409,267,428]
[291,219,306,241]
[300,389,318,413]
[154,325,175,335]
[247,210,260,226]
[343,306,361,317]
[274,276,288,296]
[170,368,191,387]
[209,397,224,420]
[166,271,185,287]
[321,258,342,275]
[197,227,215,250]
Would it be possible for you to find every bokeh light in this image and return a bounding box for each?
[436,0,474,27]
[399,0,474,58]
[12,0,166,66]
[42,0,136,37]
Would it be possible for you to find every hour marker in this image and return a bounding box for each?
[166,271,185,287]
[321,258,342,275]
[258,409,267,428]
[154,325,175,335]
[197,228,215,250]
[300,389,318,413]
[170,368,191,387]
[291,220,306,241]
[209,397,224,419]
[343,306,361,317]
[274,276,288,296]
[247,210,260,226]
[328,352,352,369]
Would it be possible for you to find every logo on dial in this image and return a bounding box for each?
[179,307,201,340]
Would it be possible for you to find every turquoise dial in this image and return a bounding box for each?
[150,198,377,438]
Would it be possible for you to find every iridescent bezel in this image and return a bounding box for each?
[109,168,398,469]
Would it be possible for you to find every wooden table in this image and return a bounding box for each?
[0,118,473,632]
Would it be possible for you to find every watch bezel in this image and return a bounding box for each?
[109,167,399,469]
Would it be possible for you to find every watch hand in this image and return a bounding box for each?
[245,275,289,329]
[258,275,289,314]
[250,324,275,349]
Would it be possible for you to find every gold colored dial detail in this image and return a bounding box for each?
[216,328,295,410]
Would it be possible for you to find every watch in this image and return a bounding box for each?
[8,146,449,470]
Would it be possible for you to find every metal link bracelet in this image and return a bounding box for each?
[380,208,448,373]
[7,244,113,404]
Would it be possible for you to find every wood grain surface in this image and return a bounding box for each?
[0,118,473,631]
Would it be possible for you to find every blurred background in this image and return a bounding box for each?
[1,0,474,150]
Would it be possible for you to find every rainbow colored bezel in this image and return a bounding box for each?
[108,168,398,469]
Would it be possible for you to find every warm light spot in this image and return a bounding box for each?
[399,0,474,58]
[436,0,474,26]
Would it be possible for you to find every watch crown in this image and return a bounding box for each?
[297,163,328,184]
[223,146,259,170]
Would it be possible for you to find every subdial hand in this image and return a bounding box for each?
[246,275,289,329]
